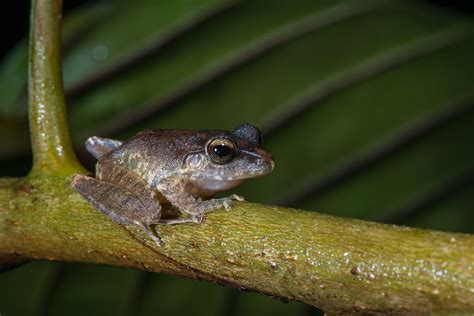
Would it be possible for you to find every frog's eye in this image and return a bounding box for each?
[206,137,235,164]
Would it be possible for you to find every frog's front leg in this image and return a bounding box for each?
[72,163,164,246]
[157,176,244,224]
[85,136,123,159]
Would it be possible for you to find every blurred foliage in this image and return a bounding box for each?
[0,0,473,315]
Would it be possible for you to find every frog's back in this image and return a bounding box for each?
[101,129,223,186]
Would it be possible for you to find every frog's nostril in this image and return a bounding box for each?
[257,158,264,166]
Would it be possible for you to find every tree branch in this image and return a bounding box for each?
[0,176,473,315]
[28,0,84,176]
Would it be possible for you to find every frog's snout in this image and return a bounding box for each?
[265,157,275,174]
[254,149,274,175]
[268,158,275,172]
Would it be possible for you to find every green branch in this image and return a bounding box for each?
[28,0,84,176]
[0,176,473,314]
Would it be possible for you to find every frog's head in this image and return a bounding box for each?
[181,124,274,194]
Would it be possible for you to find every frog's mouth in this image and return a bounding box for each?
[190,161,274,182]
[187,178,244,197]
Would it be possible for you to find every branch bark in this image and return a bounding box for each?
[0,176,473,315]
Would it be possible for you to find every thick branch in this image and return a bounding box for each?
[0,176,472,315]
[28,0,84,176]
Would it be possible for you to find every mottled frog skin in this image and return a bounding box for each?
[72,124,274,246]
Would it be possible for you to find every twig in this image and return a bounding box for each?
[28,0,84,176]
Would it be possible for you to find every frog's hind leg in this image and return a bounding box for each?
[71,174,163,246]
[85,136,123,159]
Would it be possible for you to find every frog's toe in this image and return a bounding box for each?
[193,214,205,224]
[136,222,164,246]
[160,215,204,225]
[223,200,233,210]
[149,234,165,247]
[232,194,245,201]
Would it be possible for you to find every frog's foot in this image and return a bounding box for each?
[184,197,231,214]
[158,177,244,216]
[136,222,164,247]
[178,195,244,214]
[218,194,245,211]
[160,214,204,225]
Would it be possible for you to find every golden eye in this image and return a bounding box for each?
[207,137,235,164]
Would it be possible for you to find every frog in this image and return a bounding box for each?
[71,123,274,246]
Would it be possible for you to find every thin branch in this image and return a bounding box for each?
[276,96,474,207]
[94,1,379,137]
[28,0,84,176]
[0,176,472,314]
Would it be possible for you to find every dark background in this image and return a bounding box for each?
[0,1,89,58]
[1,1,474,59]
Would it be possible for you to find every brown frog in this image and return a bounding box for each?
[72,124,274,246]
